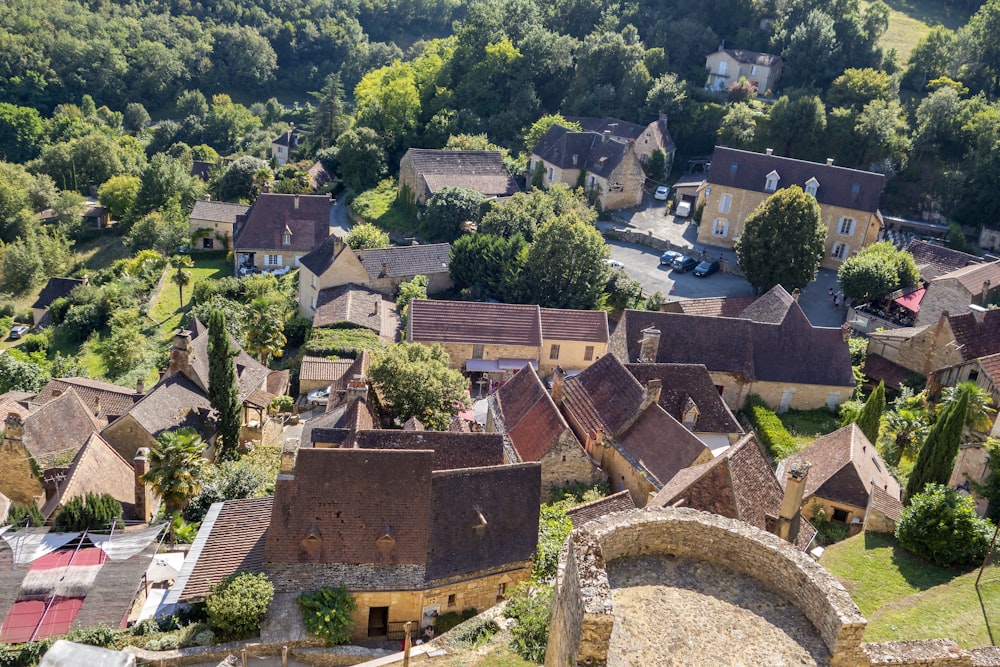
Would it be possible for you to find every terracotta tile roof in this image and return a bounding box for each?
[31,277,84,310]
[778,424,900,510]
[490,366,573,462]
[118,374,214,442]
[189,200,249,224]
[300,356,354,383]
[353,430,504,469]
[868,325,929,341]
[862,354,912,390]
[905,240,983,281]
[540,308,609,343]
[177,497,272,602]
[707,146,883,213]
[650,434,817,550]
[23,390,103,466]
[40,433,135,520]
[615,405,712,488]
[233,193,330,253]
[33,377,142,420]
[869,484,904,523]
[948,310,1000,360]
[934,260,1000,295]
[666,296,756,317]
[312,284,400,338]
[625,363,742,435]
[719,48,781,66]
[301,394,376,446]
[566,490,636,528]
[979,353,1000,385]
[736,285,799,324]
[403,149,520,199]
[563,354,647,437]
[0,391,33,421]
[408,299,543,347]
[357,243,452,279]
[532,126,634,179]
[307,161,332,190]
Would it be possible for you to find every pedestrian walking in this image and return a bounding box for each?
[828,287,834,299]
[833,295,840,307]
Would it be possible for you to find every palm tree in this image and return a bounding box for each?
[143,427,206,514]
[883,407,929,466]
[169,254,194,307]
[245,298,286,366]
[939,381,995,433]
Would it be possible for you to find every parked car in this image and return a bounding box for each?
[659,250,682,266]
[674,200,692,217]
[602,258,625,270]
[671,255,698,273]
[9,325,29,339]
[307,386,331,405]
[693,260,721,277]
[654,185,670,201]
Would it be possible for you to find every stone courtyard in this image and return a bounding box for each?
[605,554,830,666]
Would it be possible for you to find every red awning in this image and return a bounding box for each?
[0,598,83,643]
[893,288,926,313]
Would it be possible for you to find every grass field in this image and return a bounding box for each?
[820,532,1000,647]
[147,252,232,340]
[778,408,842,447]
[861,0,971,63]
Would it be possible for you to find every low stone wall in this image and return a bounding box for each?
[124,638,389,666]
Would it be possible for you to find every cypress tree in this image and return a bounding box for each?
[905,390,969,501]
[855,381,885,445]
[208,309,242,461]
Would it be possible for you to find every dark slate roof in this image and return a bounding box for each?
[934,260,1000,295]
[177,497,272,602]
[233,193,330,253]
[778,424,900,510]
[358,243,451,279]
[33,377,142,420]
[563,354,647,438]
[353,431,504,470]
[298,234,345,277]
[949,309,1000,361]
[408,299,543,347]
[24,390,103,465]
[301,396,376,447]
[40,433,135,519]
[313,284,399,338]
[862,354,912,390]
[663,296,757,317]
[191,160,214,181]
[403,149,520,198]
[531,125,633,179]
[118,374,214,442]
[184,318,271,403]
[616,287,855,388]
[565,490,636,528]
[624,363,742,435]
[650,434,817,550]
[490,366,574,462]
[272,128,300,148]
[736,285,799,324]
[540,308,609,343]
[307,161,332,191]
[563,116,677,153]
[190,200,249,223]
[425,463,540,581]
[707,146,884,213]
[905,240,983,281]
[31,277,84,310]
[719,48,782,67]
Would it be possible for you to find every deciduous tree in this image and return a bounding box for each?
[98,174,141,222]
[837,242,920,302]
[423,186,485,241]
[522,211,610,309]
[369,342,470,430]
[344,223,390,249]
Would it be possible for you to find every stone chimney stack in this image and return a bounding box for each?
[765,148,773,156]
[136,378,145,395]
[550,366,566,404]
[840,322,851,342]
[777,461,810,544]
[971,304,987,324]
[134,448,153,524]
[280,438,299,476]
[294,195,300,209]
[333,236,344,255]
[791,288,800,303]
[345,374,369,406]
[169,329,194,377]
[641,379,662,411]
[4,412,24,442]
[93,396,101,417]
[826,157,834,166]
[374,299,380,316]
[638,327,661,363]
[381,262,388,276]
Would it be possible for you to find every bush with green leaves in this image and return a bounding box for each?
[503,583,553,663]
[533,502,573,581]
[451,615,497,648]
[297,585,356,646]
[206,572,274,640]
[6,503,45,527]
[896,483,994,568]
[54,493,124,532]
[744,394,798,462]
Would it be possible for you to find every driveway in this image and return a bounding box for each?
[330,191,352,237]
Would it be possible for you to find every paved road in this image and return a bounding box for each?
[329,191,352,237]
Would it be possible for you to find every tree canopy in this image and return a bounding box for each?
[522,212,610,309]
[838,242,920,302]
[368,342,470,430]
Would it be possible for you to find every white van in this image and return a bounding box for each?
[674,200,692,217]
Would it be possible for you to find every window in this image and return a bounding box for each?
[202,237,214,249]
[472,344,484,359]
[764,170,780,193]
[584,345,594,361]
[712,218,729,237]
[549,344,560,360]
[265,254,282,266]
[970,370,980,382]
[832,508,849,523]
[729,162,739,177]
[831,243,850,260]
[547,167,554,182]
[311,274,317,289]
[826,392,840,409]
[718,60,727,75]
[851,182,861,195]
[282,232,291,246]
[587,174,596,188]
[447,594,456,608]
[805,177,819,197]
[719,193,732,213]
[750,65,757,75]
[497,583,507,601]
[837,217,856,236]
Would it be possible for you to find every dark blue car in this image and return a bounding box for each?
[671,255,698,273]
[693,260,721,277]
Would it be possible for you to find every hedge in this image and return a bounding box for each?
[744,394,798,463]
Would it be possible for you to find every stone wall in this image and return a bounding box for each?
[423,341,540,371]
[750,380,852,413]
[916,278,973,328]
[539,432,605,493]
[537,339,607,375]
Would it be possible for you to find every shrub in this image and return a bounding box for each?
[18,333,48,354]
[297,585,356,646]
[435,608,478,635]
[451,616,498,648]
[269,395,294,413]
[54,493,124,532]
[284,314,312,348]
[66,624,116,647]
[7,503,45,527]
[896,483,994,568]
[744,394,797,462]
[145,634,179,651]
[533,502,573,581]
[206,572,274,640]
[503,583,553,663]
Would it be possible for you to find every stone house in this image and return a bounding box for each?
[32,377,144,423]
[31,277,85,329]
[298,236,452,317]
[647,433,817,550]
[270,128,300,166]
[529,125,647,210]
[398,149,520,206]
[705,49,783,94]
[298,352,370,400]
[39,433,140,521]
[310,284,399,340]
[486,365,604,492]
[187,198,249,251]
[981,227,1000,253]
[913,260,1000,327]
[612,286,856,412]
[233,193,331,274]
[777,424,900,530]
[564,115,677,173]
[697,146,884,270]
[557,354,713,507]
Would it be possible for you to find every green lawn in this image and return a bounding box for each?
[147,252,232,340]
[350,179,421,238]
[778,408,842,447]
[860,0,971,63]
[819,532,1000,647]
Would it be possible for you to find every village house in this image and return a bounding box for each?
[310,283,399,340]
[777,424,901,533]
[697,146,884,270]
[486,365,604,492]
[612,286,856,412]
[187,197,249,251]
[529,124,646,210]
[398,149,520,206]
[905,239,984,282]
[233,193,331,275]
[913,260,1000,327]
[556,354,713,507]
[270,128,300,165]
[31,277,85,329]
[564,115,677,173]
[39,433,141,522]
[32,376,144,423]
[298,352,370,402]
[298,236,452,317]
[934,353,1000,439]
[705,48,783,95]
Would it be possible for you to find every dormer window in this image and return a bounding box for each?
[764,170,780,193]
[805,177,819,197]
[282,232,292,246]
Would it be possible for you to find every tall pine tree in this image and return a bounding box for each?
[856,381,885,445]
[905,389,969,501]
[208,309,242,461]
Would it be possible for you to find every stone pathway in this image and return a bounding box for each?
[605,555,830,666]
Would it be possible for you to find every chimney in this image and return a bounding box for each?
[93,396,101,417]
[840,322,851,342]
[572,154,579,166]
[777,461,810,544]
[82,274,89,287]
[168,329,194,378]
[203,194,212,201]
[970,304,988,323]
[765,148,773,156]
[826,158,834,166]
[345,374,369,405]
[374,299,380,316]
[333,235,344,255]
[280,438,299,475]
[791,288,800,303]
[638,327,661,363]
[550,366,566,404]
[136,378,144,394]
[641,379,662,411]
[134,448,153,524]
[4,412,24,442]
[381,262,388,276]
[294,195,300,209]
